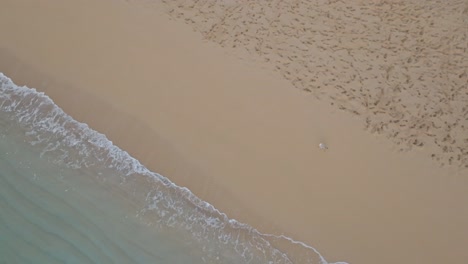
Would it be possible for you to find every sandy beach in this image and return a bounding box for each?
[1,0,467,263]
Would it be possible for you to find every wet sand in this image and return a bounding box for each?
[1,0,467,263]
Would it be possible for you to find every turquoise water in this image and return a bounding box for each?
[0,126,201,263]
[0,73,343,263]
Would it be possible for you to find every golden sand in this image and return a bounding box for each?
[156,0,468,169]
[1,0,467,263]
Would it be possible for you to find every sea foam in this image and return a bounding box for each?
[0,72,348,264]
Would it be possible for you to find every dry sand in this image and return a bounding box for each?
[1,0,467,263]
[158,0,468,169]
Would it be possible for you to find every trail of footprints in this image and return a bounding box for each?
[159,0,468,169]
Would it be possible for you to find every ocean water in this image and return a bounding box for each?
[0,73,345,264]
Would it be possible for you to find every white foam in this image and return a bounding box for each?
[0,72,348,263]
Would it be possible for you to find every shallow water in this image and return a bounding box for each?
[0,73,344,263]
[0,93,207,263]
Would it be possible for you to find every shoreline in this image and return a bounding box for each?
[0,54,334,264]
[1,0,467,263]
